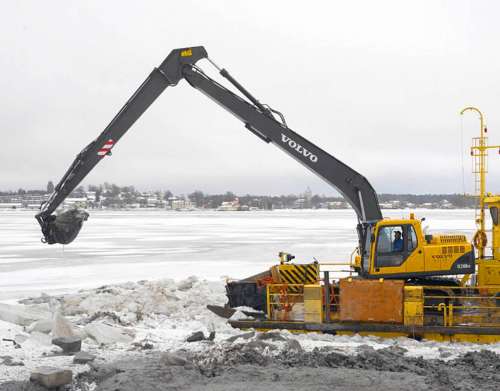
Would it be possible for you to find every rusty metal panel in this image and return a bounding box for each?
[339,279,404,323]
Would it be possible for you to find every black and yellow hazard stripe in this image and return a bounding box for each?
[278,263,319,292]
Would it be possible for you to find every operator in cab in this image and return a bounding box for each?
[393,231,403,251]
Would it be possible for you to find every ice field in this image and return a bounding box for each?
[0,209,476,301]
[2,208,500,391]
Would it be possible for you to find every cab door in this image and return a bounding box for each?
[404,224,425,273]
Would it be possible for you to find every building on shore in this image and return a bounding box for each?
[217,198,240,211]
[168,196,193,210]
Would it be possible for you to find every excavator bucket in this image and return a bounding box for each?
[41,209,89,245]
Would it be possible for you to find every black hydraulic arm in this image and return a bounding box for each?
[36,47,208,243]
[36,46,382,245]
[181,65,382,223]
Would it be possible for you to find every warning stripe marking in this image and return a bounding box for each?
[279,270,296,283]
[280,266,319,284]
[283,269,301,284]
[289,269,304,283]
[297,264,319,282]
[279,264,319,292]
[97,139,115,156]
[280,270,302,292]
[306,266,319,281]
[296,265,307,275]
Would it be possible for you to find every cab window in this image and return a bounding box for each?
[408,225,418,252]
[375,224,418,268]
[376,225,405,267]
[490,206,499,226]
[362,225,372,271]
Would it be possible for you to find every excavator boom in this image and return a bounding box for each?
[36,46,382,244]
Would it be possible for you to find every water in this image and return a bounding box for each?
[0,209,476,300]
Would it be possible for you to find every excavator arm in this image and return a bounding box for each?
[36,46,382,245]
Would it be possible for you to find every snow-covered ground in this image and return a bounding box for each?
[3,208,496,389]
[0,209,476,301]
[1,277,499,389]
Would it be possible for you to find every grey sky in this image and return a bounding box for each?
[1,0,500,195]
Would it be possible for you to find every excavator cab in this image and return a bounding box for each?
[359,214,475,279]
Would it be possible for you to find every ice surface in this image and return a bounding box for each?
[0,209,476,301]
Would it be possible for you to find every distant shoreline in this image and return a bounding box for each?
[0,207,476,212]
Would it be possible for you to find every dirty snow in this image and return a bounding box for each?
[1,209,495,389]
[1,277,500,388]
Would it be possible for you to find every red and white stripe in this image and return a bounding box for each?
[97,139,115,156]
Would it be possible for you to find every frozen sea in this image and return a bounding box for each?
[0,209,476,301]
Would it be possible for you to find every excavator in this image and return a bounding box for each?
[36,47,499,341]
[36,46,474,279]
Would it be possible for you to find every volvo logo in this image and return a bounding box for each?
[281,134,318,163]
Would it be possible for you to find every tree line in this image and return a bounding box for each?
[1,182,477,209]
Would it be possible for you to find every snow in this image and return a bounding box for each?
[0,209,492,385]
[229,310,254,321]
[0,277,500,384]
[0,277,234,383]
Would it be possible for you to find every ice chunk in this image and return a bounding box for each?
[27,319,53,334]
[51,312,75,338]
[0,303,51,326]
[29,331,53,346]
[176,276,198,291]
[84,322,133,345]
[30,367,72,388]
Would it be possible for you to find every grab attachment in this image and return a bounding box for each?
[37,209,89,245]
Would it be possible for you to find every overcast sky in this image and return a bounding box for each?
[1,0,500,196]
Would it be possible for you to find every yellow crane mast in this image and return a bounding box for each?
[461,107,500,286]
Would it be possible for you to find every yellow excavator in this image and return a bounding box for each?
[226,107,500,342]
[35,47,499,341]
[37,46,474,280]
